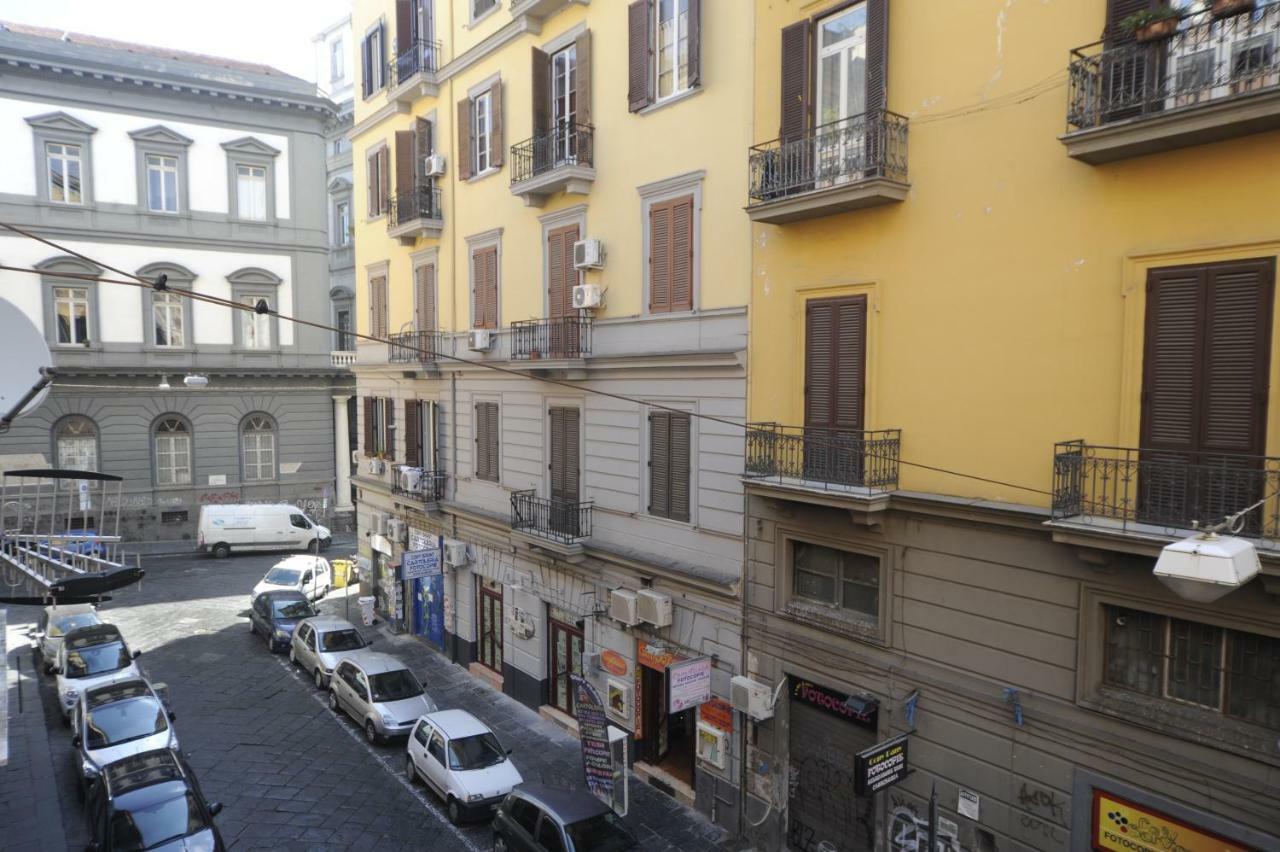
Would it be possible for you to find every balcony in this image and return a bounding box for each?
[511,490,592,548]
[388,330,443,364]
[388,184,443,244]
[388,39,442,103]
[330,350,356,368]
[509,123,595,207]
[510,317,591,361]
[1050,440,1280,552]
[746,110,909,225]
[1063,5,1280,163]
[510,0,586,21]
[392,468,447,504]
[745,424,901,509]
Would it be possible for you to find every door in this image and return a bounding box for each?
[352,668,372,716]
[551,44,578,165]
[301,569,315,599]
[425,727,450,792]
[804,296,867,484]
[639,665,669,763]
[787,692,876,852]
[548,617,584,716]
[546,225,580,357]
[409,720,431,777]
[478,578,504,673]
[548,407,581,537]
[289,513,313,548]
[814,3,868,186]
[412,577,427,637]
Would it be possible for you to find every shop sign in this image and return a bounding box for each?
[638,641,683,671]
[854,734,909,795]
[572,675,614,806]
[600,650,629,677]
[790,677,878,729]
[400,548,441,580]
[668,657,712,713]
[1092,790,1253,852]
[699,697,734,733]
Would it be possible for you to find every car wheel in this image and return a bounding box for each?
[447,797,462,825]
[309,539,321,554]
[212,542,230,559]
[493,834,508,852]
[405,754,417,783]
[364,720,379,745]
[314,668,325,689]
[327,690,340,714]
[288,646,297,666]
[322,537,332,551]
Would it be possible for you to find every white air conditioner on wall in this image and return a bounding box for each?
[443,539,469,567]
[584,651,602,672]
[609,589,640,626]
[468,329,493,351]
[386,518,407,545]
[351,449,362,466]
[399,467,422,492]
[731,675,774,721]
[573,239,604,270]
[636,589,672,627]
[370,511,388,537]
[423,153,446,177]
[572,284,602,310]
[368,458,386,476]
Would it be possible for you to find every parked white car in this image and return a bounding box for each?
[198,503,331,558]
[328,651,437,743]
[54,624,143,723]
[250,555,332,607]
[290,615,370,689]
[406,709,522,824]
[32,603,101,674]
[70,678,178,797]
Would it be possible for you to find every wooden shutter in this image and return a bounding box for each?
[489,80,504,168]
[415,263,435,332]
[384,398,396,462]
[404,400,420,467]
[457,99,473,180]
[484,247,499,329]
[628,0,654,112]
[687,0,701,89]
[550,407,580,503]
[649,201,672,312]
[779,20,811,140]
[669,412,690,521]
[1141,268,1200,456]
[361,36,372,97]
[671,196,694,311]
[376,23,386,87]
[396,0,413,54]
[804,296,867,432]
[1106,0,1157,45]
[532,48,552,136]
[395,130,415,197]
[472,250,486,328]
[548,225,579,320]
[865,0,889,116]
[474,401,499,482]
[370,275,387,338]
[363,397,375,456]
[576,30,593,127]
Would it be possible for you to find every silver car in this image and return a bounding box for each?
[32,604,101,674]
[290,615,370,689]
[328,651,437,744]
[70,678,178,798]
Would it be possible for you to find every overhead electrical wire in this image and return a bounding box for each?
[0,221,1053,498]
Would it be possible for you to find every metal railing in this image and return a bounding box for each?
[744,424,901,491]
[392,469,447,503]
[510,316,591,360]
[389,184,442,229]
[388,329,443,363]
[510,490,592,545]
[748,110,909,204]
[510,123,595,186]
[1067,4,1280,130]
[389,38,442,86]
[1051,440,1280,543]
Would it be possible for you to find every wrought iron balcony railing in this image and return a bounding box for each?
[392,468,447,503]
[1066,4,1280,131]
[389,38,442,86]
[510,122,595,185]
[389,184,443,229]
[1051,440,1280,544]
[388,329,443,363]
[510,490,592,545]
[748,110,909,204]
[510,316,591,360]
[745,424,901,491]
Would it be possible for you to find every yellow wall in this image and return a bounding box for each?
[749,0,1280,507]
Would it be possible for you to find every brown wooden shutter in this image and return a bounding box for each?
[474,403,488,480]
[395,130,415,197]
[550,407,580,503]
[395,0,412,55]
[472,250,485,328]
[457,99,473,180]
[1106,0,1157,45]
[484,247,499,328]
[779,20,811,140]
[649,412,670,517]
[474,401,499,481]
[376,22,386,87]
[866,0,889,116]
[686,0,702,89]
[670,195,694,311]
[489,80,504,168]
[1141,268,1200,456]
[804,296,866,432]
[649,200,672,312]
[628,0,654,112]
[361,36,372,98]
[415,263,435,332]
[384,398,396,461]
[366,151,377,216]
[404,400,420,467]
[576,30,593,127]
[378,147,390,214]
[669,412,690,521]
[532,48,552,136]
[370,275,388,338]
[548,224,579,320]
[363,397,375,456]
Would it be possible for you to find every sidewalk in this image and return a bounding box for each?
[325,595,734,852]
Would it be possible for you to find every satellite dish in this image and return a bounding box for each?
[0,297,54,425]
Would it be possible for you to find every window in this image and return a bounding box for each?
[805,295,866,440]
[474,401,499,482]
[241,415,276,481]
[235,164,268,220]
[240,296,272,349]
[405,400,434,470]
[414,722,431,747]
[648,194,694,313]
[458,82,502,181]
[47,142,83,204]
[629,0,701,111]
[361,23,386,97]
[152,291,185,348]
[55,416,97,472]
[472,0,497,21]
[792,541,880,622]
[369,274,388,337]
[470,246,498,329]
[54,286,90,346]
[366,146,389,216]
[552,45,578,162]
[146,154,180,213]
[154,417,192,486]
[415,263,436,332]
[1104,605,1280,729]
[331,38,345,83]
[648,411,690,521]
[549,407,580,504]
[510,799,541,835]
[656,0,690,100]
[536,818,566,852]
[428,731,447,764]
[363,397,394,459]
[473,91,492,174]
[335,201,351,245]
[336,308,353,351]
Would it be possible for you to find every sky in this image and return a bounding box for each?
[0,0,349,83]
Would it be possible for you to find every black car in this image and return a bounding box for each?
[248,590,317,652]
[85,747,224,852]
[493,784,637,852]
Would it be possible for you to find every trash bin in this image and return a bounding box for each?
[331,558,354,589]
[358,596,376,627]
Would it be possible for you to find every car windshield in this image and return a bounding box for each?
[320,629,365,652]
[447,732,506,770]
[109,791,208,851]
[272,599,316,619]
[48,613,99,637]
[264,567,301,585]
[86,697,167,750]
[368,669,423,702]
[565,811,637,852]
[65,642,130,679]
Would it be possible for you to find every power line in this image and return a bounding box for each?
[0,221,1053,497]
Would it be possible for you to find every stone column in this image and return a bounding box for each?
[333,395,354,510]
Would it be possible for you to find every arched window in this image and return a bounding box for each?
[154,417,192,486]
[54,416,98,472]
[241,414,276,481]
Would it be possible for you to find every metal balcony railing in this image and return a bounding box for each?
[392,469,447,502]
[1051,440,1280,543]
[510,490,592,545]
[389,184,442,229]
[745,424,901,491]
[388,330,443,363]
[509,316,591,360]
[510,122,594,185]
[389,39,442,86]
[748,110,909,204]
[1067,4,1280,130]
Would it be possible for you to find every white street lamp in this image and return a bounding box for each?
[1153,532,1260,603]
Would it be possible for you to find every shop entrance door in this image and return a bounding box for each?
[412,578,426,636]
[478,578,503,673]
[639,665,668,763]
[548,616,584,716]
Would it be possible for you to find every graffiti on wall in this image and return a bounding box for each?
[198,491,240,505]
[887,794,962,852]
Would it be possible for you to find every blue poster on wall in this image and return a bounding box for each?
[425,572,444,649]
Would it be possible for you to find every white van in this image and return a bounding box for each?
[197,504,331,558]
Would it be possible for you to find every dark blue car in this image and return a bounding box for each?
[249,590,317,653]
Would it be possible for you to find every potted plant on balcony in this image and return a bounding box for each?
[1121,7,1181,42]
[1212,0,1255,18]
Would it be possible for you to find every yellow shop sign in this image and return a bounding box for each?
[1093,791,1254,852]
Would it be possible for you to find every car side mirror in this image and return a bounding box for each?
[72,735,83,747]
[208,802,224,817]
[132,650,142,659]
[168,711,177,722]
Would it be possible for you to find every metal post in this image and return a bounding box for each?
[928,783,938,852]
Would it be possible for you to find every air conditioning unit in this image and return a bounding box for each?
[636,589,672,627]
[386,517,407,544]
[368,458,386,476]
[443,539,469,567]
[351,449,362,466]
[572,284,602,310]
[584,651,601,672]
[609,588,640,626]
[573,238,604,270]
[423,153,446,177]
[370,511,388,537]
[468,329,493,351]
[696,721,729,770]
[731,675,774,721]
[399,467,422,492]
